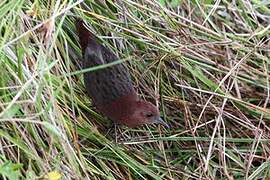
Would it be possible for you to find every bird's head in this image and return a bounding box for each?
[125,100,169,128]
[97,92,169,128]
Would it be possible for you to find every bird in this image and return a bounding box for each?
[75,19,169,128]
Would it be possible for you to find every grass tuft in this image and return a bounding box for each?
[0,0,269,179]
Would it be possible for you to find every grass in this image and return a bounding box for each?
[0,0,270,179]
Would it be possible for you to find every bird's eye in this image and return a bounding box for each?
[145,112,153,118]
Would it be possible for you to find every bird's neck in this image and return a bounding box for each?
[96,92,139,123]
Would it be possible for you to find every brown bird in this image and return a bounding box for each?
[75,19,169,128]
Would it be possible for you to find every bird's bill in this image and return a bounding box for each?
[154,117,170,128]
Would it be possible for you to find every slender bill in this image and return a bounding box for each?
[154,117,170,128]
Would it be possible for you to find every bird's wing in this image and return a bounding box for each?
[83,50,135,106]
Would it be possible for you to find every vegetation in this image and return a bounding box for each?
[0,0,269,179]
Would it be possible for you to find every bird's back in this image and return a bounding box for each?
[76,20,135,106]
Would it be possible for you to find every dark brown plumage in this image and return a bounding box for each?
[76,19,169,128]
